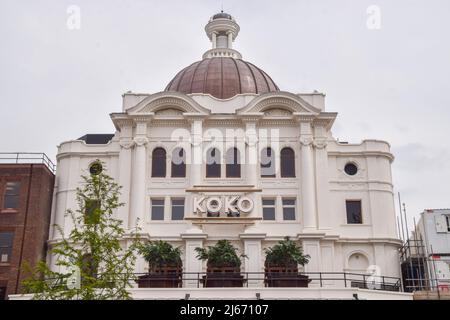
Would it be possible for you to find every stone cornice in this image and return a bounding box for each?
[328,151,395,162]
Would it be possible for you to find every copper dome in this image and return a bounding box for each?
[165,57,280,100]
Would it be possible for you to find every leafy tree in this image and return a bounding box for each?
[139,241,182,273]
[264,236,310,269]
[195,240,247,269]
[22,165,140,300]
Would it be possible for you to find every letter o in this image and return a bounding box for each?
[237,197,253,213]
[206,197,222,213]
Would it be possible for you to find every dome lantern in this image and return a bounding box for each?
[203,11,242,59]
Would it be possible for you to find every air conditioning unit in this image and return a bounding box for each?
[1,254,9,263]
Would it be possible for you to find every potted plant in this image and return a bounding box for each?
[264,237,311,287]
[195,240,247,287]
[136,240,183,288]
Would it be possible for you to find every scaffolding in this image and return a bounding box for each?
[397,195,450,298]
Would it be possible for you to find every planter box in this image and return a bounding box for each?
[264,267,310,288]
[136,267,182,288]
[201,268,245,288]
[136,273,182,288]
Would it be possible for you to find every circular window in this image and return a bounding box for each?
[89,162,103,175]
[344,163,358,176]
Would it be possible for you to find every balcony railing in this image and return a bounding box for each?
[130,271,401,292]
[0,152,56,173]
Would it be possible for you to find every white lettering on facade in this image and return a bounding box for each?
[193,196,254,215]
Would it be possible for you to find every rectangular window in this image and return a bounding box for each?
[0,286,6,300]
[84,199,100,224]
[151,199,165,220]
[3,182,20,209]
[282,198,296,221]
[171,199,185,221]
[446,215,450,232]
[346,200,362,224]
[262,199,276,220]
[0,232,14,263]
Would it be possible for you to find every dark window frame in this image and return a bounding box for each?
[282,198,296,221]
[171,147,186,178]
[226,147,241,178]
[280,147,296,178]
[262,198,276,221]
[152,148,167,178]
[151,198,165,221]
[0,232,14,264]
[260,147,276,178]
[3,181,21,210]
[206,148,221,178]
[344,163,358,176]
[171,198,185,221]
[346,200,363,224]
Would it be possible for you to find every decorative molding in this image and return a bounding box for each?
[263,108,292,117]
[154,108,184,116]
[300,136,314,146]
[119,139,135,150]
[133,136,149,147]
[313,138,328,150]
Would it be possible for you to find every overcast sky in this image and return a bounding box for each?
[1,0,449,233]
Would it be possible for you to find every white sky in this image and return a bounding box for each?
[1,0,449,233]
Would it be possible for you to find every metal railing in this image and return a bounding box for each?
[132,271,402,292]
[0,152,56,173]
[403,278,450,292]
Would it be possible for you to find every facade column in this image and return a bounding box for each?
[189,119,203,187]
[212,32,217,49]
[118,123,134,228]
[129,120,149,230]
[182,229,207,288]
[240,233,265,287]
[313,126,330,230]
[300,121,317,231]
[245,121,258,187]
[227,31,233,49]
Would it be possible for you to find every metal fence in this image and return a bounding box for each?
[0,152,56,173]
[132,271,402,292]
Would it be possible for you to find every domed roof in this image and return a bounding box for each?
[213,12,232,20]
[165,57,279,99]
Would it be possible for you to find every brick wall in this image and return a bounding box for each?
[0,164,54,298]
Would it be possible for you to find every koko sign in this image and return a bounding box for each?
[194,195,254,215]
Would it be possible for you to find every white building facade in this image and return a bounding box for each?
[47,13,407,298]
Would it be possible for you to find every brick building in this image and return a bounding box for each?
[0,153,55,299]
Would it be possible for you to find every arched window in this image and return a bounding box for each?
[171,147,186,178]
[226,148,241,178]
[151,148,166,177]
[206,148,221,178]
[260,147,276,178]
[280,147,295,177]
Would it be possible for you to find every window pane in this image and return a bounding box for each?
[5,182,20,195]
[4,195,19,209]
[346,200,362,224]
[0,232,13,263]
[152,148,167,177]
[4,182,20,209]
[282,199,296,206]
[261,148,275,177]
[171,148,186,177]
[226,148,241,178]
[283,207,296,220]
[151,199,164,220]
[263,207,275,220]
[84,199,101,224]
[172,199,185,221]
[206,148,221,178]
[280,148,295,178]
[262,199,275,206]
